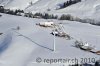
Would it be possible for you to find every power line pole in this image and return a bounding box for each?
[53,25,56,52]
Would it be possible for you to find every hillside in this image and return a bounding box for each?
[0,0,100,66]
[0,0,39,10]
[0,13,100,66]
[0,0,100,20]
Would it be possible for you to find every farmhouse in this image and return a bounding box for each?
[36,22,54,27]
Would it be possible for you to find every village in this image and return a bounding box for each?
[36,21,100,55]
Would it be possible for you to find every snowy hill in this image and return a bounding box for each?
[0,13,100,66]
[0,0,39,10]
[55,0,100,20]
[0,0,100,20]
[0,0,100,66]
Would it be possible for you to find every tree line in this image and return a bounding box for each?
[0,6,100,26]
[0,6,58,19]
[58,0,81,9]
[0,6,24,15]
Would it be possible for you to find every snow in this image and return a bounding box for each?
[0,0,100,66]
[0,0,39,10]
[0,13,100,66]
[24,0,69,13]
[0,0,100,20]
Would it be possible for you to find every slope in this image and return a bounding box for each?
[54,0,100,20]
[0,13,100,66]
[0,0,39,10]
[0,0,100,20]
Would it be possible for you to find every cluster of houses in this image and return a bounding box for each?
[36,21,100,66]
[74,40,100,55]
[36,21,72,40]
[36,21,100,55]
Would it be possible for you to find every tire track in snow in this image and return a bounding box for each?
[13,30,54,51]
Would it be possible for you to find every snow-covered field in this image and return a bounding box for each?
[0,13,100,66]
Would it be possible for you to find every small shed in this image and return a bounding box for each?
[37,22,54,27]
